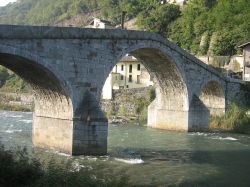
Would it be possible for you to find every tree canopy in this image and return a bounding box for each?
[168,0,250,55]
[0,0,249,56]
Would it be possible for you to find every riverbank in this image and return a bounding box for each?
[0,143,128,187]
[210,103,250,135]
[0,92,33,112]
[1,90,250,135]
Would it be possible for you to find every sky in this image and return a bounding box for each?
[0,0,17,7]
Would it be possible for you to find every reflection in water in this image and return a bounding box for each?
[1,111,250,186]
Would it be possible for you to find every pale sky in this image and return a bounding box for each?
[0,0,17,7]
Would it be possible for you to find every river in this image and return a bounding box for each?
[1,110,250,186]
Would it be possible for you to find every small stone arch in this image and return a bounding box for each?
[189,80,225,130]
[199,80,225,116]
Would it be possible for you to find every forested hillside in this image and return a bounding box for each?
[0,0,249,56]
[169,0,250,55]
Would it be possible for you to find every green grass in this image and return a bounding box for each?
[210,102,250,134]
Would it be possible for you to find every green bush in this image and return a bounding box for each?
[107,102,116,118]
[119,105,129,117]
[1,74,31,93]
[0,144,128,187]
[149,88,156,102]
[0,146,42,186]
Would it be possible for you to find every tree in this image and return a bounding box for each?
[137,2,180,36]
[0,66,9,87]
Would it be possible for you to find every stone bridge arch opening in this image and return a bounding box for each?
[190,80,225,130]
[0,53,73,154]
[102,48,189,131]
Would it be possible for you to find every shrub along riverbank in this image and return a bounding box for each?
[210,102,250,134]
[0,102,32,112]
[0,92,33,112]
[210,88,250,134]
[0,144,128,187]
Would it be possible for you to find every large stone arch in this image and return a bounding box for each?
[101,43,189,131]
[0,53,74,154]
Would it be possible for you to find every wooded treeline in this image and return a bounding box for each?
[0,0,249,56]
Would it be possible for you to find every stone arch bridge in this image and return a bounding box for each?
[0,25,243,155]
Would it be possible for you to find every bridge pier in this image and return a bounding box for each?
[32,116,74,154]
[32,90,108,156]
[148,99,189,131]
[188,95,210,131]
[33,116,108,155]
[72,120,108,155]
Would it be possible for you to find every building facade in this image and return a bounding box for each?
[86,17,114,29]
[162,0,188,5]
[239,42,250,81]
[102,55,154,99]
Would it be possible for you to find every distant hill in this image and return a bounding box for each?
[0,0,249,56]
[0,0,99,26]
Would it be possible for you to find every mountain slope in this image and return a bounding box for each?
[0,0,98,26]
[0,0,249,56]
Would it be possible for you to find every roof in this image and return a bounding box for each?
[88,17,113,26]
[238,41,250,48]
[120,55,139,62]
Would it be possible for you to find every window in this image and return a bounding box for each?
[121,65,124,71]
[126,85,129,88]
[115,65,117,73]
[150,75,153,81]
[137,64,141,71]
[129,64,132,73]
[137,75,140,84]
[120,75,124,80]
[129,75,132,82]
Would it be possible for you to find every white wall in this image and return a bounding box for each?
[102,74,112,99]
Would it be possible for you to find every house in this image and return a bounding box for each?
[239,42,250,81]
[86,17,114,29]
[85,18,154,99]
[226,55,244,73]
[102,55,154,99]
[162,0,188,5]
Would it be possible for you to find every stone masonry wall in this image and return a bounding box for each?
[101,87,154,117]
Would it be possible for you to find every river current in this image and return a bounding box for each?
[1,110,250,186]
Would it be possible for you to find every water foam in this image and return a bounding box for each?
[5,129,22,133]
[114,158,144,164]
[9,115,23,118]
[18,119,32,124]
[212,136,238,141]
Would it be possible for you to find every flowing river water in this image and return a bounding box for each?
[1,110,250,186]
